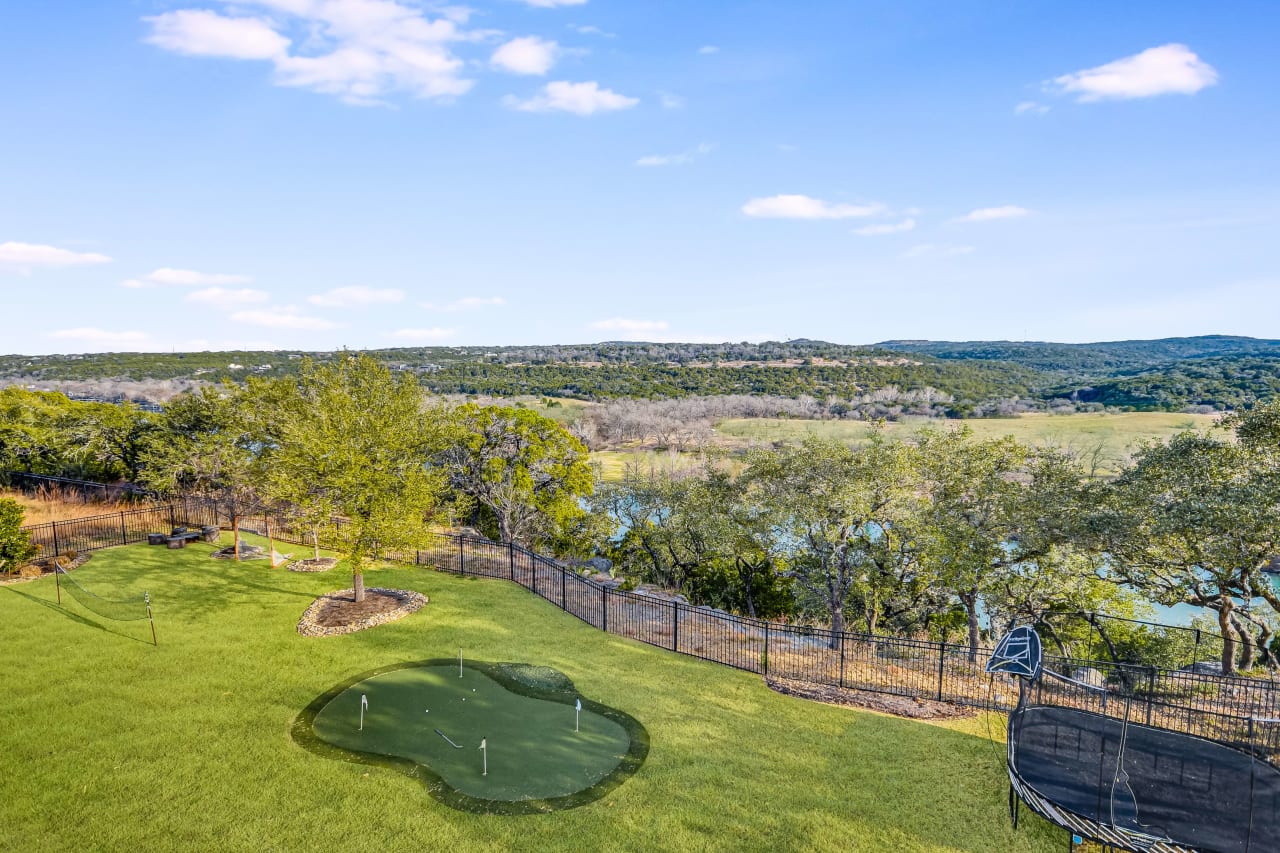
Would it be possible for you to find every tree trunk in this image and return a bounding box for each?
[1090,615,1122,664]
[830,603,844,650]
[1218,601,1237,676]
[353,571,365,603]
[961,592,980,662]
[232,515,241,562]
[312,528,321,561]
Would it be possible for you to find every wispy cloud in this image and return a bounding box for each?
[186,287,271,307]
[658,91,685,109]
[388,327,456,341]
[953,205,1031,223]
[144,2,488,106]
[420,296,506,311]
[121,267,251,288]
[903,244,975,258]
[854,218,916,236]
[47,328,150,346]
[308,285,405,307]
[742,194,883,220]
[491,36,559,76]
[230,308,341,330]
[571,24,614,38]
[1015,101,1049,115]
[520,0,587,7]
[698,45,719,55]
[1050,44,1218,102]
[505,81,638,115]
[0,241,111,271]
[635,143,714,167]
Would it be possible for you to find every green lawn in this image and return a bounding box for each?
[0,534,1064,852]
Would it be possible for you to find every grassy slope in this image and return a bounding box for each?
[0,534,1063,853]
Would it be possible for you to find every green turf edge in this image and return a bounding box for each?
[290,658,650,815]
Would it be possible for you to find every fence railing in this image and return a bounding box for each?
[17,495,1280,756]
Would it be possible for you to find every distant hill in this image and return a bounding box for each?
[875,335,1280,375]
[4,336,1280,411]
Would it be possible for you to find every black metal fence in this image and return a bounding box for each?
[18,497,1280,750]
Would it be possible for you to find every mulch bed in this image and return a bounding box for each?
[765,676,976,720]
[289,557,339,573]
[297,587,428,637]
[2,553,93,585]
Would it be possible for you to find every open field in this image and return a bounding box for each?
[590,411,1218,482]
[0,486,144,526]
[0,533,1062,852]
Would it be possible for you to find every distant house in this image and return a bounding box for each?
[227,363,244,370]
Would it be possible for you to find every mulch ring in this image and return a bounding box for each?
[289,557,339,573]
[2,553,93,585]
[765,676,975,720]
[297,587,428,638]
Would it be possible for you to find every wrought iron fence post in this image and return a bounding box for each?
[672,602,679,652]
[1146,667,1156,726]
[1193,629,1201,667]
[52,522,60,558]
[459,537,465,575]
[509,542,515,581]
[937,641,947,701]
[601,587,608,632]
[561,566,567,610]
[838,632,846,688]
[763,622,770,676]
[120,511,128,547]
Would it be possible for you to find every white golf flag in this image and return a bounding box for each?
[480,738,487,749]
[361,695,368,711]
[575,698,582,712]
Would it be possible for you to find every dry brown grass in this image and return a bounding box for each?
[1,485,149,526]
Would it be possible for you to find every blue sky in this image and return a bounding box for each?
[2,1,1277,354]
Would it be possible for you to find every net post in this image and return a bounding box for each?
[147,593,157,646]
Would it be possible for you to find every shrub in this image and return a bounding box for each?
[0,499,38,576]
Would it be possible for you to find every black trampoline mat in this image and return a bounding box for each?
[1012,706,1280,853]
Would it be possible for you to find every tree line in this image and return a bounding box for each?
[592,407,1280,676]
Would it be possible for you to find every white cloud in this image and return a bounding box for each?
[506,80,638,115]
[388,327,457,341]
[1051,44,1218,102]
[308,285,405,307]
[186,287,271,307]
[491,36,559,76]
[144,10,289,60]
[742,194,883,220]
[0,242,111,271]
[1015,101,1049,115]
[144,2,482,106]
[698,45,719,55]
[658,91,685,109]
[420,296,506,311]
[903,244,975,258]
[854,218,916,236]
[954,205,1031,223]
[47,328,150,347]
[520,0,587,6]
[590,317,670,334]
[230,308,340,330]
[122,267,252,288]
[635,143,714,167]
[571,24,614,38]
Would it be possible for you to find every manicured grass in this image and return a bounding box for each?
[0,534,1065,852]
[310,663,633,803]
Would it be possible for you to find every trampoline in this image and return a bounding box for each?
[991,630,1280,853]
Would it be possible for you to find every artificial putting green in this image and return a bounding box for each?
[298,660,648,813]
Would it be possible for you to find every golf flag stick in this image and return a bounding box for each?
[575,698,581,732]
[360,694,368,731]
[480,737,487,776]
[459,648,463,678]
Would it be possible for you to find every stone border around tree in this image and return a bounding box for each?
[296,587,428,637]
[289,557,339,573]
